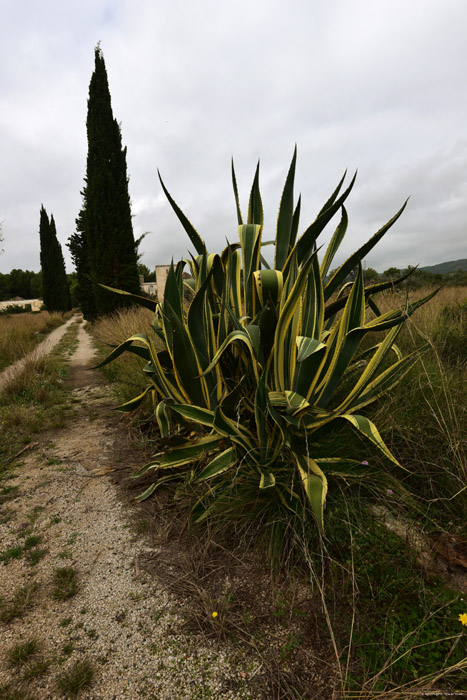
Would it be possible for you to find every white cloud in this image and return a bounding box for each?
[1,0,466,275]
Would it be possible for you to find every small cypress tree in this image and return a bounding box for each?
[39,206,72,312]
[68,209,96,320]
[69,45,140,320]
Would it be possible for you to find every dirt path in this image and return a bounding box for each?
[0,315,79,392]
[0,321,254,699]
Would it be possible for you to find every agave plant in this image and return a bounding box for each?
[98,148,436,529]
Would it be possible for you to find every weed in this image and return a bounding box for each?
[0,683,33,700]
[86,629,97,639]
[0,546,23,564]
[58,550,73,560]
[7,638,39,665]
[27,506,45,525]
[59,617,73,627]
[23,658,51,680]
[56,658,96,696]
[62,642,74,656]
[45,457,62,466]
[0,485,19,505]
[0,583,38,623]
[23,534,42,549]
[52,567,78,600]
[26,548,48,566]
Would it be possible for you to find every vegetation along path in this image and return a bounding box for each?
[0,318,257,700]
[0,314,79,392]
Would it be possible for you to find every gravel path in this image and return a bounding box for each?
[0,320,255,699]
[0,314,79,392]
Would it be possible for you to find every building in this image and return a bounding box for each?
[140,266,193,303]
[0,298,42,313]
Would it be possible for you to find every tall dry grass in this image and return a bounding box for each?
[369,286,467,527]
[0,311,72,371]
[90,306,156,404]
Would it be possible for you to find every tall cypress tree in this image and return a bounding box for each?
[69,45,140,320]
[39,206,72,312]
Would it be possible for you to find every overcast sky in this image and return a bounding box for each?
[1,0,466,276]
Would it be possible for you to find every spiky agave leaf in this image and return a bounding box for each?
[99,152,435,534]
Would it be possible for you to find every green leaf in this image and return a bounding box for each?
[253,269,283,306]
[170,404,215,427]
[239,224,262,318]
[135,483,158,502]
[275,145,297,270]
[341,414,404,468]
[159,435,223,469]
[289,194,301,251]
[116,386,153,413]
[274,250,318,392]
[135,474,178,502]
[294,453,328,530]
[316,263,366,407]
[231,159,243,225]
[259,469,276,489]
[158,171,207,255]
[156,401,171,436]
[294,172,356,268]
[320,206,348,280]
[247,161,263,227]
[197,447,237,481]
[97,284,158,312]
[324,199,408,300]
[163,298,207,406]
[323,266,418,321]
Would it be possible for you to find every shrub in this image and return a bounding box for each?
[98,150,435,531]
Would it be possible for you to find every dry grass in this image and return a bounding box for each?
[91,306,157,403]
[0,310,73,371]
[91,306,154,346]
[376,285,467,338]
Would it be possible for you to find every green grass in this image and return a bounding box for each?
[0,546,23,564]
[6,638,39,665]
[0,534,47,567]
[0,683,33,700]
[52,567,78,601]
[26,548,48,566]
[322,508,467,692]
[56,658,96,697]
[0,583,39,624]
[62,642,74,657]
[23,534,42,549]
[23,657,51,680]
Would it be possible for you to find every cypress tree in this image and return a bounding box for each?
[39,206,72,312]
[69,45,140,320]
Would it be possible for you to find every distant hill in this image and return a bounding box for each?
[420,259,467,275]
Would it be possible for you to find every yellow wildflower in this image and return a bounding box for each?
[459,613,467,627]
[212,611,218,618]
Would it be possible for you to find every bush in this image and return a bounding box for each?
[0,303,32,315]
